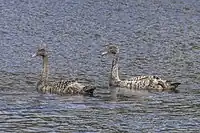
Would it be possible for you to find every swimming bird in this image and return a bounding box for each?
[32,44,95,96]
[102,44,180,93]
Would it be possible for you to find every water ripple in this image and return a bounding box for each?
[1,0,200,132]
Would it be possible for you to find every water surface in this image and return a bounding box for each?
[0,0,200,132]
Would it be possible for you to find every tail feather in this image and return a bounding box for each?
[169,82,181,93]
[171,82,181,88]
[82,86,96,96]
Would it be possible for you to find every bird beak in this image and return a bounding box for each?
[101,51,108,56]
[32,53,37,57]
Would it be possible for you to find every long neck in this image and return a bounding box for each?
[109,53,120,83]
[41,55,49,85]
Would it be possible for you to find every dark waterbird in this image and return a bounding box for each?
[32,44,96,96]
[102,44,181,94]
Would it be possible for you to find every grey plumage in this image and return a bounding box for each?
[33,44,95,96]
[36,79,95,96]
[102,44,181,92]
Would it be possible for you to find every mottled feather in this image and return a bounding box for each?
[102,44,180,93]
[33,44,96,96]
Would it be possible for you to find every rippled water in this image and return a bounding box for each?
[0,0,200,132]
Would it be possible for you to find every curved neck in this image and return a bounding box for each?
[41,55,49,85]
[110,53,120,83]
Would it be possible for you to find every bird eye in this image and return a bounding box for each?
[111,51,116,54]
[153,76,159,79]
